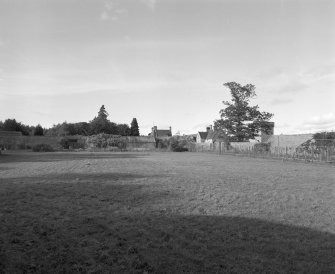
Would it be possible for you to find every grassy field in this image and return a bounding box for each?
[0,151,335,273]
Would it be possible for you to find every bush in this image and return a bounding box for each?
[169,138,188,152]
[86,134,128,151]
[253,143,270,153]
[60,138,85,149]
[32,144,55,152]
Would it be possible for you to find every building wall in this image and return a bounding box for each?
[196,133,204,143]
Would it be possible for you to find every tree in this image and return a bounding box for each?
[214,82,273,142]
[130,118,139,136]
[89,105,118,135]
[313,131,335,147]
[116,124,131,136]
[98,105,108,120]
[1,119,30,135]
[34,124,44,136]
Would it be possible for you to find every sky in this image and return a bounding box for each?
[0,0,334,135]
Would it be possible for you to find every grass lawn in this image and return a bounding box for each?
[1,151,335,273]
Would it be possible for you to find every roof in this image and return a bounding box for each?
[156,130,171,137]
[198,131,208,140]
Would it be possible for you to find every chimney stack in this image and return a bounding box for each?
[206,127,210,132]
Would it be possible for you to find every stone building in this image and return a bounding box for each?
[149,126,172,139]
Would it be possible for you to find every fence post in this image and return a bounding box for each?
[326,147,329,162]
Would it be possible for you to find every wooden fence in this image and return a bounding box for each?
[189,140,335,163]
[223,146,335,163]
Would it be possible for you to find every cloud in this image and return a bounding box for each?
[257,67,284,79]
[270,98,294,106]
[301,64,335,80]
[298,113,335,133]
[140,0,157,10]
[276,81,308,94]
[100,1,127,21]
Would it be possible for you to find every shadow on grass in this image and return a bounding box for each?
[0,151,147,164]
[1,175,335,273]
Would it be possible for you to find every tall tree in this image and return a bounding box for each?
[1,119,30,135]
[98,105,108,120]
[34,124,44,136]
[117,124,131,136]
[130,118,139,136]
[89,105,118,135]
[214,82,273,142]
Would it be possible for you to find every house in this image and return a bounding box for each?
[149,126,172,139]
[196,126,211,143]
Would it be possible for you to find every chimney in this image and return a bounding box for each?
[206,127,210,132]
[169,126,172,136]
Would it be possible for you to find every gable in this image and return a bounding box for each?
[198,131,208,139]
[156,130,171,137]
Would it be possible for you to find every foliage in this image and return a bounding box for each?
[312,132,335,147]
[32,144,55,152]
[89,105,119,135]
[156,139,169,149]
[130,118,140,136]
[86,134,128,151]
[45,123,68,136]
[0,119,30,135]
[97,105,108,120]
[65,122,90,136]
[18,143,32,150]
[60,137,86,149]
[34,124,44,136]
[168,137,188,152]
[214,82,273,142]
[298,132,335,154]
[116,124,131,136]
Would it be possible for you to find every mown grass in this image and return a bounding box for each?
[0,151,335,273]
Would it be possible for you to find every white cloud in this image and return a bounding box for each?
[140,0,157,10]
[298,113,335,133]
[270,98,294,106]
[100,1,127,21]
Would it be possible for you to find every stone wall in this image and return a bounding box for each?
[0,134,156,151]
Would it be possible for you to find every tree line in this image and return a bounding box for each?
[0,105,140,137]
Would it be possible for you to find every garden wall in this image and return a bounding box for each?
[1,134,156,151]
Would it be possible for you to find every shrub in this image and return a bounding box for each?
[169,138,188,152]
[156,139,169,149]
[60,138,85,149]
[253,143,270,153]
[86,134,128,151]
[32,144,55,152]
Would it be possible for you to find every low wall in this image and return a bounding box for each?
[0,134,156,151]
[0,135,63,150]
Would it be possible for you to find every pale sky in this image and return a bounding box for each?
[0,0,334,135]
